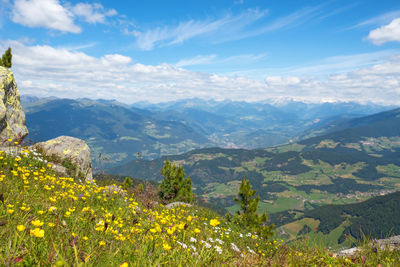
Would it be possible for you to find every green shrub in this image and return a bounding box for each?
[122,176,133,190]
[0,47,12,68]
[233,177,274,239]
[158,159,194,204]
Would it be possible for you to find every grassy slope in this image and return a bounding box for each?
[104,108,400,246]
[2,145,400,266]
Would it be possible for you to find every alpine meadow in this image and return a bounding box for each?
[1,0,400,266]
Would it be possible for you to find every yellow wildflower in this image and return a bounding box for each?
[48,206,57,212]
[210,219,220,227]
[177,223,185,230]
[163,243,172,251]
[31,220,44,227]
[17,225,26,232]
[99,241,106,246]
[30,228,45,238]
[120,263,128,267]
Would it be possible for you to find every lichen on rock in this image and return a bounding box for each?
[33,136,93,182]
[0,66,28,145]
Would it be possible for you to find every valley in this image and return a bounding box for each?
[22,96,400,245]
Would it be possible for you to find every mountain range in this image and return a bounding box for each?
[21,95,400,244]
[21,95,393,167]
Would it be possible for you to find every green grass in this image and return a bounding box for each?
[1,144,400,266]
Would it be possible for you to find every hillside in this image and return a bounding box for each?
[1,145,399,266]
[24,98,211,167]
[278,191,400,247]
[107,107,400,225]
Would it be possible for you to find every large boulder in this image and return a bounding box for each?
[0,67,28,145]
[33,136,93,182]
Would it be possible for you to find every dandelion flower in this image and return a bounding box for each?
[99,241,106,246]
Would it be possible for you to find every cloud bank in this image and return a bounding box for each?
[2,40,400,105]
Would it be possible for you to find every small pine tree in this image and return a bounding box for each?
[137,183,144,193]
[234,177,274,239]
[158,159,194,204]
[0,47,12,68]
[122,177,133,190]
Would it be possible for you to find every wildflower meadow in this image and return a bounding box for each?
[0,142,399,266]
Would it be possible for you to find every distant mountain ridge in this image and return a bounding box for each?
[24,98,211,167]
[131,97,394,149]
[22,95,396,168]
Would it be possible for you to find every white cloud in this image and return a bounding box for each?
[368,18,400,45]
[134,9,268,50]
[265,76,300,86]
[2,40,400,105]
[102,54,132,65]
[175,55,217,67]
[72,3,117,24]
[175,53,265,68]
[12,0,81,33]
[133,5,330,51]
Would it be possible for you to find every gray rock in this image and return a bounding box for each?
[337,235,400,257]
[0,67,28,145]
[33,136,93,182]
[165,202,192,209]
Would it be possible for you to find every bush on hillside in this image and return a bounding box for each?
[158,158,194,203]
[233,177,274,239]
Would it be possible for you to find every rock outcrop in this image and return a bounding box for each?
[0,67,28,145]
[338,235,400,257]
[165,202,192,209]
[33,136,93,182]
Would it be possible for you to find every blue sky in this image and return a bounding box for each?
[0,0,400,104]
